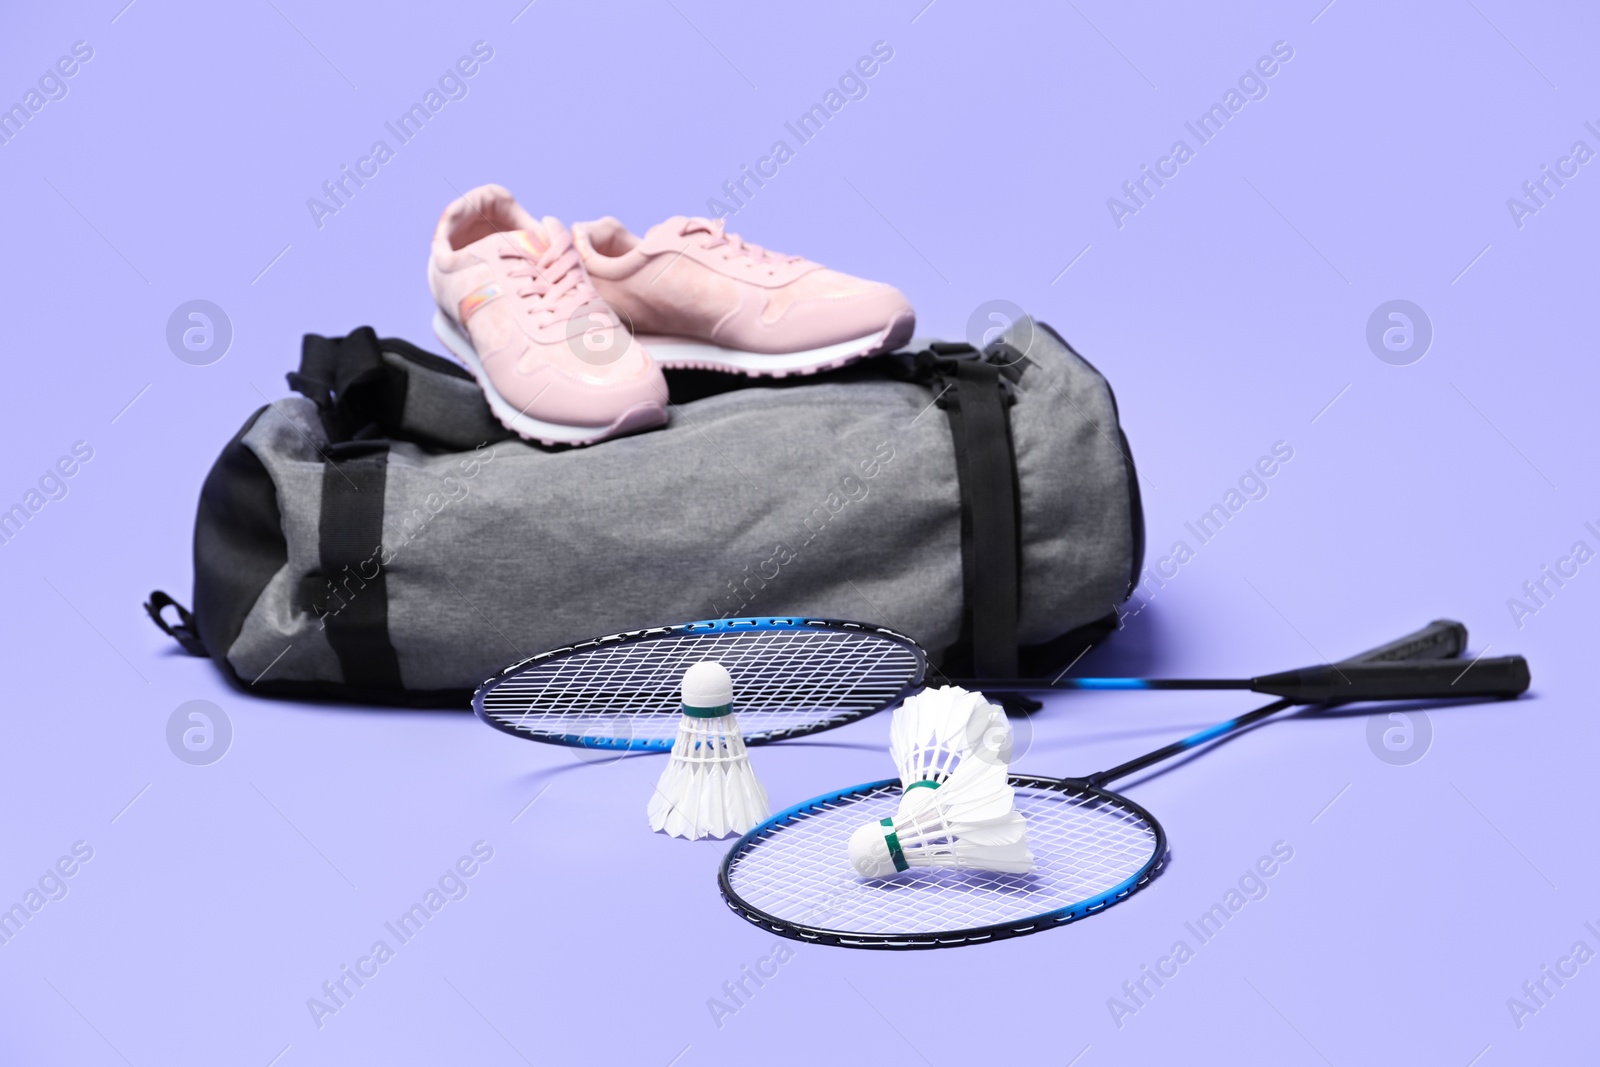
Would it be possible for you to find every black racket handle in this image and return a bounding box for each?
[1252,656,1530,703]
[1089,621,1475,787]
[1337,618,1466,665]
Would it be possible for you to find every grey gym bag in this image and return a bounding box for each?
[147,316,1144,707]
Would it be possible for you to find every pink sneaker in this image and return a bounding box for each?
[428,185,668,446]
[573,216,915,377]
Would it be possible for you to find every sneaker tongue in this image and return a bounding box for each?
[509,225,551,257]
[462,222,560,261]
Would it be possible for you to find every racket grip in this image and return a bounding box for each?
[1341,619,1467,665]
[1254,656,1530,703]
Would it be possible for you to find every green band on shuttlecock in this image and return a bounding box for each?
[905,779,941,791]
[879,817,909,872]
[682,702,733,718]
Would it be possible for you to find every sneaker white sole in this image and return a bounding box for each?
[641,309,914,377]
[432,309,667,447]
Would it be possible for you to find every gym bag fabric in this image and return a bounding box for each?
[155,316,1144,707]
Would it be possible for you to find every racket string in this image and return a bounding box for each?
[724,781,1161,940]
[481,627,921,745]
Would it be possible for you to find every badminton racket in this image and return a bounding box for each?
[474,617,927,751]
[473,614,1521,752]
[718,620,1528,949]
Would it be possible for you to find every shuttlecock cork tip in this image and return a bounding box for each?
[848,820,901,879]
[681,660,734,716]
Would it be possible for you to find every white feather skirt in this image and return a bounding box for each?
[648,713,770,840]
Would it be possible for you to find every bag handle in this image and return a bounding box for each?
[289,328,514,450]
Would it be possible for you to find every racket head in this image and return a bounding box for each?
[473,617,928,752]
[719,774,1166,949]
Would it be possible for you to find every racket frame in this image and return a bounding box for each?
[718,774,1168,949]
[472,616,928,752]
[717,619,1473,949]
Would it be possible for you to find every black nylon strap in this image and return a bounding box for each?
[143,590,207,657]
[289,328,408,443]
[949,359,1020,678]
[317,449,403,689]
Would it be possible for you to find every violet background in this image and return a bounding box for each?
[1,0,1596,1063]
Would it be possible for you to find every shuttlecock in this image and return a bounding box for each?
[889,686,1014,810]
[848,754,1034,878]
[648,661,771,840]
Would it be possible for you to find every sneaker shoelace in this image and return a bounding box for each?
[677,217,803,269]
[501,232,615,327]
